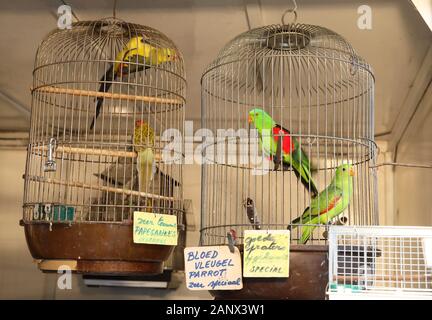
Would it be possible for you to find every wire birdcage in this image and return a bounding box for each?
[328,226,432,299]
[201,23,377,247]
[22,18,185,274]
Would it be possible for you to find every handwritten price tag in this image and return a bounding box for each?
[243,230,290,278]
[133,211,178,245]
[184,246,243,291]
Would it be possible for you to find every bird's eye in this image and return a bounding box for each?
[255,113,259,116]
[140,38,144,43]
[342,168,346,171]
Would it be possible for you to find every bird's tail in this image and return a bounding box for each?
[295,163,319,197]
[288,206,310,230]
[299,224,316,244]
[90,65,115,130]
[137,148,155,212]
[137,148,154,192]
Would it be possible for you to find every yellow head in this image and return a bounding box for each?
[134,119,154,147]
[116,36,177,67]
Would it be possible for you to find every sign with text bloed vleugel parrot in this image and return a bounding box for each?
[184,246,243,290]
[243,230,290,277]
[133,211,178,245]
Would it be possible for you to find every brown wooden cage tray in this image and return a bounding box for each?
[22,222,174,275]
[211,245,328,300]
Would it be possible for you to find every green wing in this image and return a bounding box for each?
[258,125,318,196]
[290,185,343,228]
[289,138,319,196]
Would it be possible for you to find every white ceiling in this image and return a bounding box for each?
[0,0,430,140]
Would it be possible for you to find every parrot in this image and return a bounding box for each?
[90,36,177,130]
[289,164,355,244]
[248,108,319,197]
[134,119,156,210]
[243,197,261,230]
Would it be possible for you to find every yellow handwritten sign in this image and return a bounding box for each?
[243,230,290,277]
[133,211,178,245]
[184,246,243,291]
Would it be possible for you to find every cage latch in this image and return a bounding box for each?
[44,138,57,172]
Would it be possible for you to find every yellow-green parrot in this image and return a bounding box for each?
[90,36,177,129]
[290,164,355,244]
[134,119,155,198]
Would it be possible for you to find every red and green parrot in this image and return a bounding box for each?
[248,108,318,196]
[290,164,355,244]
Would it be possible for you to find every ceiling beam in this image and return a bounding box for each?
[395,80,432,161]
[244,0,263,30]
[0,90,31,119]
[388,44,432,153]
[410,0,432,31]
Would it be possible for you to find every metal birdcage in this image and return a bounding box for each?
[200,23,377,299]
[328,226,432,300]
[22,18,186,274]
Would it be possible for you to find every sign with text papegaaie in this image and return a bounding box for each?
[243,230,290,277]
[133,211,178,246]
[184,246,243,290]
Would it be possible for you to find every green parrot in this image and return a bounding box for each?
[290,164,355,244]
[248,108,318,196]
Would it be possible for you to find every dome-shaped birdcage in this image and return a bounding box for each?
[200,23,377,298]
[22,18,186,274]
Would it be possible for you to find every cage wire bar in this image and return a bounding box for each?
[23,18,185,226]
[328,226,432,299]
[201,24,377,246]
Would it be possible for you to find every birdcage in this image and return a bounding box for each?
[201,23,377,299]
[21,18,186,275]
[328,226,432,299]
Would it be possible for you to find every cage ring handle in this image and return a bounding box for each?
[281,0,298,25]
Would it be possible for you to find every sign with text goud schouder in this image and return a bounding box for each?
[243,230,290,278]
[184,246,243,290]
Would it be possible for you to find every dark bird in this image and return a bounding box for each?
[243,197,261,230]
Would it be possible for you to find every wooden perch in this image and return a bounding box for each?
[28,176,178,202]
[32,145,162,161]
[32,86,184,105]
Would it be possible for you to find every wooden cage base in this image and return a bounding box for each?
[212,245,329,300]
[24,222,173,276]
[36,259,163,275]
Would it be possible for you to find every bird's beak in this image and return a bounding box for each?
[349,167,355,176]
[248,115,253,123]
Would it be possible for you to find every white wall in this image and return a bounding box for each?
[394,103,432,226]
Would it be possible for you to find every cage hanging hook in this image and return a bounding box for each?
[112,0,118,19]
[281,0,298,25]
